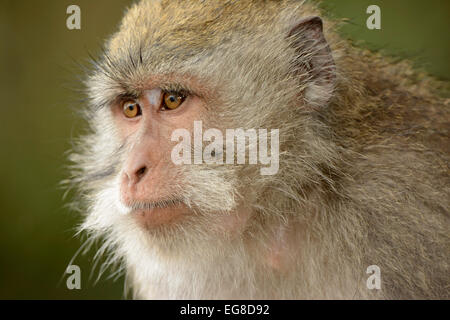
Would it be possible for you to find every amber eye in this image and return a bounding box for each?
[162,92,186,110]
[122,101,141,118]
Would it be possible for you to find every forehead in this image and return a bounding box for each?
[87,0,316,107]
[107,0,283,58]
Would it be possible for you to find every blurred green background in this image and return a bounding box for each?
[0,0,448,299]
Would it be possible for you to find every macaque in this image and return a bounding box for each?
[69,0,449,299]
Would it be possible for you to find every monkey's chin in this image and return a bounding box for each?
[132,202,189,229]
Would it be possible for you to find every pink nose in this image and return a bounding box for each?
[121,166,148,203]
[123,164,148,186]
[120,148,152,203]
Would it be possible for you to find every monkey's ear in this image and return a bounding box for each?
[288,16,336,108]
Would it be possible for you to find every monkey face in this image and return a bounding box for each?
[80,75,247,244]
[112,88,203,228]
[74,0,335,268]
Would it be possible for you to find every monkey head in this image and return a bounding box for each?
[70,0,338,297]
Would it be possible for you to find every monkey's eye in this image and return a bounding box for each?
[162,91,186,110]
[122,100,142,118]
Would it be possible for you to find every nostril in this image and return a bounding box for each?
[135,166,147,180]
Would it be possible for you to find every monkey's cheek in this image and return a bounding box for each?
[133,203,189,229]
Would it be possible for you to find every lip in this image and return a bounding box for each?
[128,198,184,211]
[128,198,188,228]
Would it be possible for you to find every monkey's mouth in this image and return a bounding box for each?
[128,198,185,211]
[126,198,188,227]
